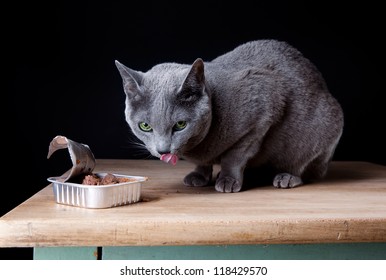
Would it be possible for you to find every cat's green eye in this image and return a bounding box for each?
[173,121,187,131]
[139,122,153,132]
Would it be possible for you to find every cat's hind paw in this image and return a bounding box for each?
[215,176,242,193]
[183,172,211,187]
[273,173,303,188]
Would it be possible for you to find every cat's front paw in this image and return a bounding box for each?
[183,171,211,187]
[215,176,242,193]
[273,173,303,188]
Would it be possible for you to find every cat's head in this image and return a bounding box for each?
[115,58,212,159]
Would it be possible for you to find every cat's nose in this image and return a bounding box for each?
[157,149,171,155]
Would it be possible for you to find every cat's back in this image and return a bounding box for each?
[210,40,324,86]
[211,40,302,67]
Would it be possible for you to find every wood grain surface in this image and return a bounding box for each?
[1,160,385,247]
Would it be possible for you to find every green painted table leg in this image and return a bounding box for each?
[32,243,386,260]
[34,246,99,260]
[102,243,386,260]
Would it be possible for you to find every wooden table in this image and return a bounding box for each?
[1,159,385,260]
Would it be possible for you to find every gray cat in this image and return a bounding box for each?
[115,39,344,193]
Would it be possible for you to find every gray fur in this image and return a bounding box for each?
[115,40,344,192]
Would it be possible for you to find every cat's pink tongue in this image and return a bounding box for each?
[160,153,178,165]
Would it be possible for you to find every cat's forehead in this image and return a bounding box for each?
[143,63,189,90]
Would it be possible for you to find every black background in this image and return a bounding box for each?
[2,1,385,259]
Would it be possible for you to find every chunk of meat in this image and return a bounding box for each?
[82,173,135,185]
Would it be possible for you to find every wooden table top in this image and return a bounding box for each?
[1,159,385,247]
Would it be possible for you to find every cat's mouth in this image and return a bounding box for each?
[160,153,179,165]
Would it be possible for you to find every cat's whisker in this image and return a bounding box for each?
[121,134,154,159]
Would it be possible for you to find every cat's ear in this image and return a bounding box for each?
[115,60,143,95]
[179,58,206,102]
